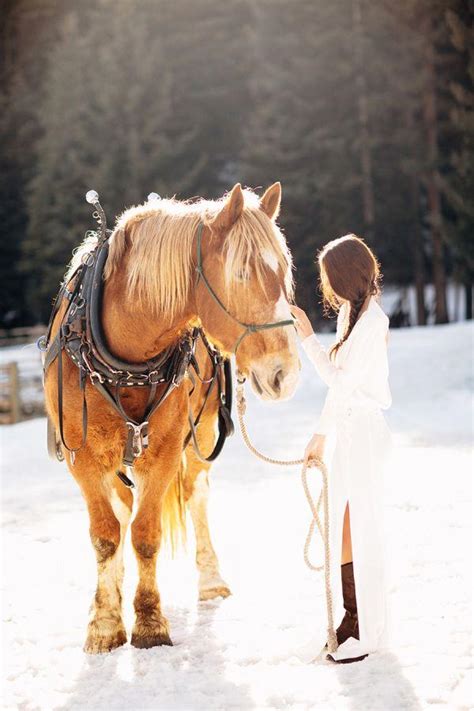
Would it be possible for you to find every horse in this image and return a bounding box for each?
[43,181,300,653]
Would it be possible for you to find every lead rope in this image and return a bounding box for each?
[235,378,338,654]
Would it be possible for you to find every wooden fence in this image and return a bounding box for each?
[0,337,45,424]
[0,325,46,348]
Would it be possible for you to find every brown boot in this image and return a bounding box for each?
[336,562,359,645]
[326,561,368,664]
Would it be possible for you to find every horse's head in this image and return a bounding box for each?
[197,183,300,401]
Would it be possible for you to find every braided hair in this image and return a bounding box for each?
[317,234,381,361]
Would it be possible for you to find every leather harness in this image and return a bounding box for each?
[40,191,295,487]
[40,197,234,486]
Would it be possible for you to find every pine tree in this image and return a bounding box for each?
[362,2,429,323]
[157,0,253,197]
[0,0,66,326]
[22,1,197,320]
[242,1,431,322]
[242,0,368,322]
[442,3,474,319]
[5,0,472,327]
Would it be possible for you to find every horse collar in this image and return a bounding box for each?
[41,194,235,477]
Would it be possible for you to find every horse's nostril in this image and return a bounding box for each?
[273,368,284,392]
[251,371,263,395]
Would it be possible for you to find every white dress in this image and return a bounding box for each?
[301,296,393,661]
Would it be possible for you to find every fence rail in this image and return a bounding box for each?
[0,325,46,348]
[0,339,45,424]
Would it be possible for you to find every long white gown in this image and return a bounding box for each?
[301,296,393,661]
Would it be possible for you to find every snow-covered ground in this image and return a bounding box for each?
[1,322,473,710]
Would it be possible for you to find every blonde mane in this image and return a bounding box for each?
[67,188,294,321]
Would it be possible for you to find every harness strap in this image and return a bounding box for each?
[48,265,91,457]
[89,367,180,469]
[184,354,234,463]
[42,265,86,374]
[184,365,218,445]
[57,339,88,457]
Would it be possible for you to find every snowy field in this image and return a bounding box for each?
[1,322,473,711]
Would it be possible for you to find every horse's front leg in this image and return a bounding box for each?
[130,453,180,648]
[75,465,133,654]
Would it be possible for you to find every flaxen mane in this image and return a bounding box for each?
[67,189,294,321]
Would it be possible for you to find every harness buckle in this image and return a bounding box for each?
[69,295,86,320]
[172,372,182,387]
[172,353,190,387]
[90,370,105,385]
[126,372,148,383]
[81,251,95,268]
[212,350,223,366]
[61,323,72,339]
[126,421,149,458]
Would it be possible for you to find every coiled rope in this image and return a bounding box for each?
[235,378,338,654]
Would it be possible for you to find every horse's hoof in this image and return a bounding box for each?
[199,584,232,601]
[83,627,127,654]
[131,631,173,649]
[131,616,172,649]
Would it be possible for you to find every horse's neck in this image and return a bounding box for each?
[101,267,195,363]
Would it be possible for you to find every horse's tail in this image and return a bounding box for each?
[161,457,187,554]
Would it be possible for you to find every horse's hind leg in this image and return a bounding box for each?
[185,439,231,601]
[80,471,133,654]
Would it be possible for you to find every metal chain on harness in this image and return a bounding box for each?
[235,374,338,654]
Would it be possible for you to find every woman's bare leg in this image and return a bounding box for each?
[341,502,353,564]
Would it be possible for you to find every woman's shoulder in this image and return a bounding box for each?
[363,297,389,330]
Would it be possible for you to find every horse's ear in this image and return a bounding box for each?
[260,182,282,221]
[210,183,244,232]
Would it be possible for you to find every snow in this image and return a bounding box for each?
[1,322,473,711]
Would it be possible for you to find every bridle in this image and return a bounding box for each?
[194,222,295,355]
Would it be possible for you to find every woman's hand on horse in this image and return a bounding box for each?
[304,433,326,467]
[290,304,314,340]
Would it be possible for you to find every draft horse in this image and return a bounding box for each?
[43,182,300,653]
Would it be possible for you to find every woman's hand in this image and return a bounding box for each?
[304,433,326,467]
[290,304,314,340]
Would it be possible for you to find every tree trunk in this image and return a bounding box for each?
[465,282,473,320]
[352,0,375,241]
[412,179,427,326]
[406,109,426,326]
[421,12,448,324]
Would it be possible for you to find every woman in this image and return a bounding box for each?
[291,233,393,664]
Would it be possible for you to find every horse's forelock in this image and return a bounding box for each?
[99,189,294,319]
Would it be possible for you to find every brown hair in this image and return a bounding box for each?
[318,234,381,360]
